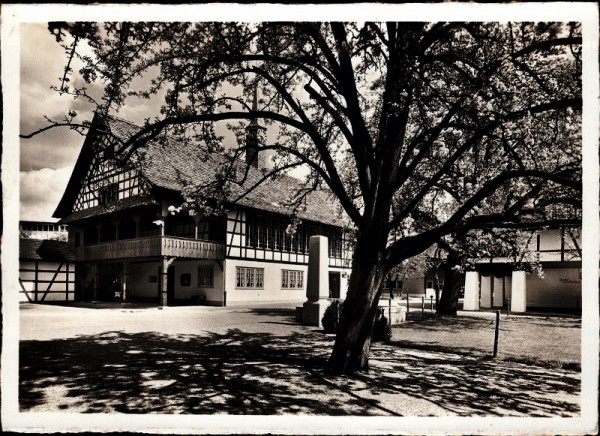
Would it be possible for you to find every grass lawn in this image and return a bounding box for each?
[391,312,581,370]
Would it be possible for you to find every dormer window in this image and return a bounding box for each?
[98,183,118,205]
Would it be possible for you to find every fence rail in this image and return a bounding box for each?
[75,236,225,261]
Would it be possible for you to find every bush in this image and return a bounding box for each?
[372,308,392,343]
[322,300,343,333]
[322,302,392,342]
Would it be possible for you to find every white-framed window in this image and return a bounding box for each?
[236,267,264,289]
[282,270,304,289]
[198,266,214,287]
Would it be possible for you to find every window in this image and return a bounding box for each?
[247,216,257,248]
[198,266,214,287]
[273,219,281,250]
[236,267,264,289]
[282,270,304,289]
[98,183,119,205]
[326,227,343,258]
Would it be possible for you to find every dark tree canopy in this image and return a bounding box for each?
[30,21,582,373]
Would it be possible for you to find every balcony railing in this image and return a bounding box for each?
[75,235,225,261]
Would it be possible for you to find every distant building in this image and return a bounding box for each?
[382,227,582,313]
[19,238,77,302]
[464,227,582,313]
[20,220,68,241]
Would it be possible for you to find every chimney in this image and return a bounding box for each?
[245,84,267,168]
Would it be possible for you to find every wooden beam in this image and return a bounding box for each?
[18,278,34,302]
[41,262,64,302]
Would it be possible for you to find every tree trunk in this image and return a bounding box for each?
[436,263,464,316]
[327,234,388,375]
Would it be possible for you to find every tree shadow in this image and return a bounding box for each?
[344,344,580,417]
[20,329,365,415]
[20,328,580,416]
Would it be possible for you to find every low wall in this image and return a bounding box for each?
[378,298,406,325]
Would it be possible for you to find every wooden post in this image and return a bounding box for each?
[406,293,410,313]
[421,296,425,320]
[160,257,168,307]
[430,295,433,311]
[34,261,39,302]
[493,310,500,358]
[122,261,128,302]
[92,263,98,302]
[506,298,511,317]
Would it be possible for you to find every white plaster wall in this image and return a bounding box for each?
[223,258,351,305]
[19,260,76,302]
[526,267,581,309]
[539,229,562,250]
[127,262,160,299]
[224,258,308,305]
[171,259,224,304]
[127,260,224,304]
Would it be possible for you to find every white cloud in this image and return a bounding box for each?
[19,166,73,221]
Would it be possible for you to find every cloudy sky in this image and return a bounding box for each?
[19,23,84,221]
[18,21,274,223]
[19,22,172,222]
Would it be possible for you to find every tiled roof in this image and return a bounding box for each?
[59,196,158,224]
[104,116,348,227]
[20,239,77,261]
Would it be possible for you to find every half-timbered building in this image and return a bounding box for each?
[53,112,352,306]
[19,237,76,302]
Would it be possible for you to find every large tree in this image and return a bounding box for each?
[26,21,582,374]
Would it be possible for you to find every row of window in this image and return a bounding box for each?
[20,223,68,232]
[199,266,305,289]
[245,213,345,258]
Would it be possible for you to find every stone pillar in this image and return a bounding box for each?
[302,235,330,326]
[463,271,480,311]
[493,276,504,307]
[480,275,492,308]
[160,257,169,307]
[511,270,527,313]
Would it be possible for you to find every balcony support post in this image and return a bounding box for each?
[160,256,176,307]
[122,261,129,302]
[92,262,98,302]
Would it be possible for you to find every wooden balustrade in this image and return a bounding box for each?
[75,236,225,261]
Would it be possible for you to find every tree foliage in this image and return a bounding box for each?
[29,21,582,373]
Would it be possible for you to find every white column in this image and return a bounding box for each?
[493,276,504,307]
[303,235,330,326]
[480,275,492,308]
[463,271,480,311]
[511,270,527,313]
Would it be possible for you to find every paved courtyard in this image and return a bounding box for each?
[19,303,581,418]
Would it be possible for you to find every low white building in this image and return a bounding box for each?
[463,227,582,313]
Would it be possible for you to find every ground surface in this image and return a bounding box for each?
[19,303,581,417]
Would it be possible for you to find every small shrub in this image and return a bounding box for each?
[322,300,343,333]
[372,308,392,343]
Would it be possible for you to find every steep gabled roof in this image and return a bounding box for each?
[55,114,349,228]
[20,239,77,262]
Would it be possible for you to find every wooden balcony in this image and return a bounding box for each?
[75,235,225,261]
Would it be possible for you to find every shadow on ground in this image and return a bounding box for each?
[20,328,580,416]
